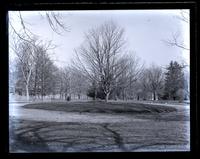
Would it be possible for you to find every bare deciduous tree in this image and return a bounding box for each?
[70,68,89,100]
[12,40,35,101]
[162,10,189,51]
[114,54,143,100]
[146,64,164,100]
[73,21,128,102]
[11,33,58,101]
[61,67,71,100]
[137,69,151,100]
[175,10,189,23]
[162,32,189,51]
[9,11,69,43]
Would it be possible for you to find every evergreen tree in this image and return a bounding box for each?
[164,61,185,100]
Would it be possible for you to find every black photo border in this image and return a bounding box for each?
[0,0,199,159]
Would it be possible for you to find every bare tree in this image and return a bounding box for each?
[162,10,189,51]
[56,68,65,99]
[162,31,189,51]
[62,67,71,100]
[175,10,189,23]
[73,21,128,102]
[9,11,69,44]
[146,64,164,100]
[114,54,143,100]
[12,40,35,101]
[11,32,58,101]
[55,67,72,100]
[70,68,89,100]
[137,69,151,100]
[44,11,70,35]
[9,57,18,94]
[40,52,53,99]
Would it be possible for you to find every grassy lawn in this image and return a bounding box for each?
[23,101,177,114]
[9,101,190,152]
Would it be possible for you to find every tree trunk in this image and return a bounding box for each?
[94,88,97,101]
[105,93,110,103]
[65,93,67,100]
[114,95,117,101]
[41,74,44,101]
[34,68,38,99]
[26,84,29,101]
[153,91,156,100]
[122,89,125,100]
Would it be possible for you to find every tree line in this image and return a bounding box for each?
[9,21,189,102]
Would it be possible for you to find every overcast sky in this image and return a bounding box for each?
[9,10,190,68]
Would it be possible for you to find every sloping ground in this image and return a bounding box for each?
[23,101,177,114]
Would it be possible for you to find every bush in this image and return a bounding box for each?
[66,96,71,101]
[87,87,105,100]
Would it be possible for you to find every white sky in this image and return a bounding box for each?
[9,10,190,68]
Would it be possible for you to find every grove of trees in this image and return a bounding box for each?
[9,20,189,102]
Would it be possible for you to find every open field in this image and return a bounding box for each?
[9,101,190,152]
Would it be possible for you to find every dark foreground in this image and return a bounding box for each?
[9,101,190,152]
